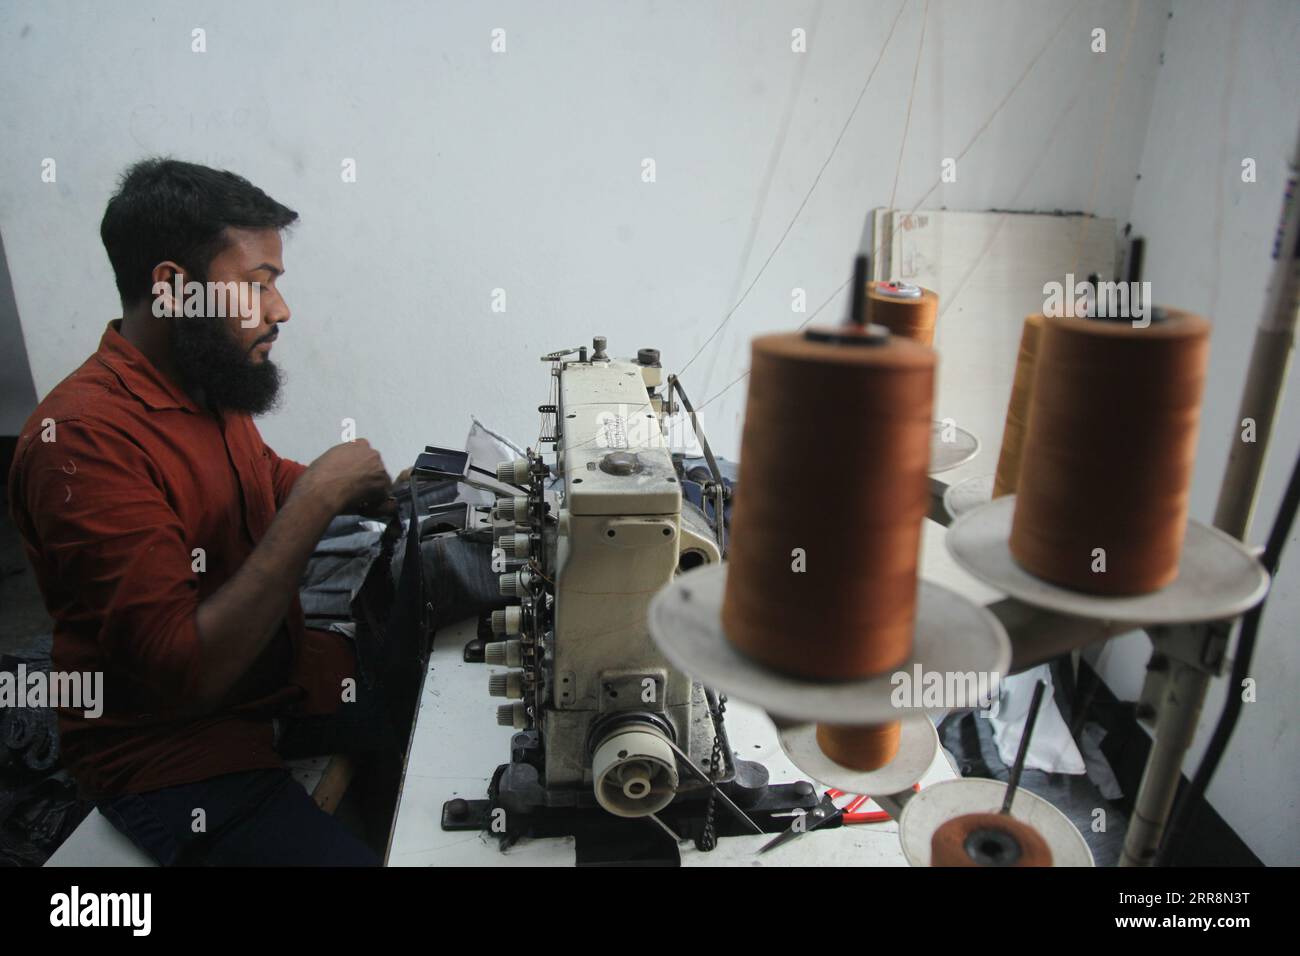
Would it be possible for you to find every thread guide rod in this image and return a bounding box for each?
[1002,679,1046,814]
[849,254,870,326]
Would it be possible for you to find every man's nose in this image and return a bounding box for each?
[267,290,290,325]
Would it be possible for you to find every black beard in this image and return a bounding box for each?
[171,310,282,415]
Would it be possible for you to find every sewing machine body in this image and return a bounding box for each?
[540,354,721,792]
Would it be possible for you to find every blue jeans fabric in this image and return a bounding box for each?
[97,768,378,866]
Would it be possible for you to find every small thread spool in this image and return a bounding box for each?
[1009,310,1210,594]
[816,721,901,771]
[992,314,1044,498]
[866,281,939,347]
[931,812,1053,867]
[722,327,934,680]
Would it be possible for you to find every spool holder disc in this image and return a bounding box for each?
[946,495,1270,625]
[898,777,1094,867]
[943,473,994,521]
[929,420,980,474]
[777,714,939,795]
[647,564,1010,724]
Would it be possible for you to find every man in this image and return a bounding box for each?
[8,158,394,865]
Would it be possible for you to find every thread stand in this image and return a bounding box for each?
[946,495,1269,625]
[647,564,1010,725]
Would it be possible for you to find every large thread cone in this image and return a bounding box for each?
[722,330,935,680]
[993,314,1045,498]
[1010,310,1209,594]
[866,282,939,347]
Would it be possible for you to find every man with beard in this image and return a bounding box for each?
[7,159,393,865]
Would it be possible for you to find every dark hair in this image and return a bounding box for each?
[100,158,299,306]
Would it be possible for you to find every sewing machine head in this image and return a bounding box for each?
[484,338,726,818]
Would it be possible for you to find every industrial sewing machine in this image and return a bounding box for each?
[435,338,817,854]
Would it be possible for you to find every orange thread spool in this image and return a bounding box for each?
[866,281,939,347]
[816,721,901,771]
[1009,310,1210,595]
[992,313,1045,498]
[722,327,934,680]
[931,812,1053,867]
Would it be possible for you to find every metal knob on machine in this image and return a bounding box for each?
[493,495,531,523]
[491,606,525,636]
[485,639,524,668]
[488,671,526,699]
[499,568,538,597]
[499,533,532,558]
[497,703,529,730]
[496,459,531,484]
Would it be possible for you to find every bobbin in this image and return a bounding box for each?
[930,811,1054,867]
[776,714,939,794]
[647,563,1010,723]
[875,280,923,299]
[898,778,1093,867]
[946,495,1269,625]
[865,280,940,347]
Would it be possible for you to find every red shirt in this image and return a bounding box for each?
[8,322,353,798]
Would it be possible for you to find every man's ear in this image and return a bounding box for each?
[149,261,186,318]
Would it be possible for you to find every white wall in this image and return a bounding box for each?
[0,0,1167,467]
[1086,0,1300,866]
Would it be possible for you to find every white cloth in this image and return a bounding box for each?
[990,665,1086,775]
[459,415,529,507]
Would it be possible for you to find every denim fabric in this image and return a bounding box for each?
[299,482,465,630]
[97,768,378,866]
[390,528,500,631]
[299,526,387,624]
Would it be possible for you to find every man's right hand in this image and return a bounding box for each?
[296,440,393,515]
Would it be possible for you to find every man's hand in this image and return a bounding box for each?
[295,440,394,516]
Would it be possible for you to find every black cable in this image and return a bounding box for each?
[1157,446,1300,865]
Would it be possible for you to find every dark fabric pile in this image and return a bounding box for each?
[0,648,91,866]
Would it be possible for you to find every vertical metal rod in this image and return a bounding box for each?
[1126,236,1146,285]
[1002,679,1046,814]
[850,254,870,326]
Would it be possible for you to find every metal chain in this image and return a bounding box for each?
[696,693,728,852]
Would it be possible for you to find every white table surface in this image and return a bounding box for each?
[386,516,997,866]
